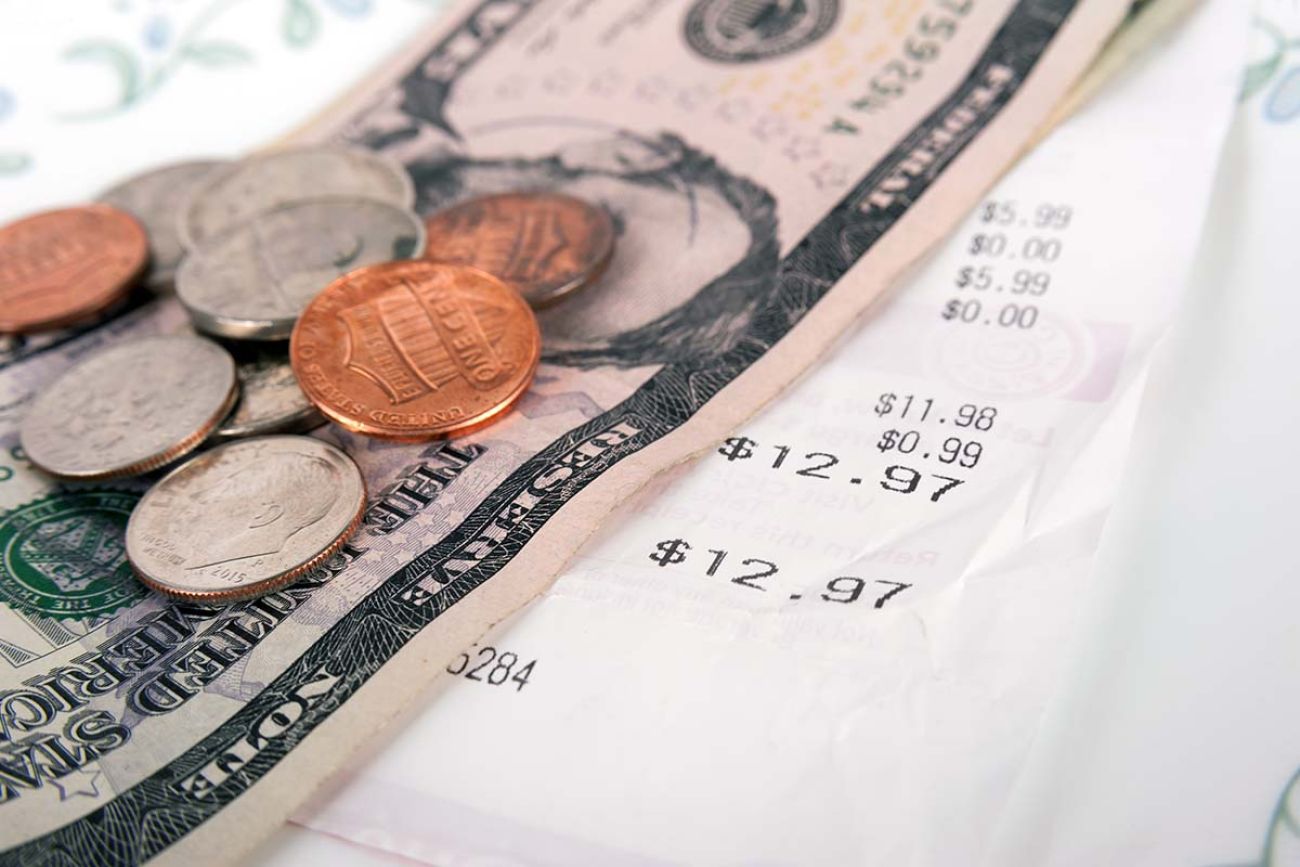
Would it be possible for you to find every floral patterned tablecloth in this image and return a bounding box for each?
[0,0,446,222]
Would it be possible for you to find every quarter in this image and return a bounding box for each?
[179,146,414,248]
[176,197,425,340]
[423,192,615,307]
[290,260,541,440]
[0,204,148,333]
[98,159,227,290]
[125,436,366,602]
[21,334,238,480]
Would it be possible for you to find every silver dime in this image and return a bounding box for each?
[98,160,227,289]
[125,436,366,601]
[214,347,323,441]
[178,146,414,248]
[176,197,426,340]
[21,335,238,480]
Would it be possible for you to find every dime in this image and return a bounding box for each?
[177,197,425,340]
[125,436,366,602]
[0,204,148,334]
[423,192,615,307]
[290,260,541,440]
[21,335,238,480]
[214,345,323,442]
[179,146,415,248]
[98,159,227,290]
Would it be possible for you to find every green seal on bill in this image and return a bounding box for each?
[0,489,145,619]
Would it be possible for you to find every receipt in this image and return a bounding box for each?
[986,1,1300,864]
[295,1,1246,863]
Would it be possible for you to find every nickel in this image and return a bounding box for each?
[98,159,227,289]
[179,146,415,248]
[176,197,425,340]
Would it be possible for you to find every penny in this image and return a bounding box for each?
[0,205,148,334]
[177,197,425,340]
[98,159,227,290]
[423,192,615,307]
[125,436,366,602]
[179,146,414,248]
[290,260,541,440]
[21,335,238,480]
[214,345,323,442]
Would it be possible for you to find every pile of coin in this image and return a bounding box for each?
[0,145,616,602]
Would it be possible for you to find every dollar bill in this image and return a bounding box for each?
[0,0,1130,863]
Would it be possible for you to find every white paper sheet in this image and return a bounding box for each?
[292,2,1247,864]
[985,2,1300,864]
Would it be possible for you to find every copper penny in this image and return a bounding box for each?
[422,192,615,308]
[0,204,148,333]
[290,260,541,440]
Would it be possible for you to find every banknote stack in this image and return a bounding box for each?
[0,0,1152,864]
[0,148,617,603]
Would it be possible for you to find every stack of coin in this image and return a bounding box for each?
[175,147,425,340]
[170,148,427,446]
[7,146,618,602]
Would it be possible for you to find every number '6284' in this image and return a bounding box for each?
[446,645,537,691]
